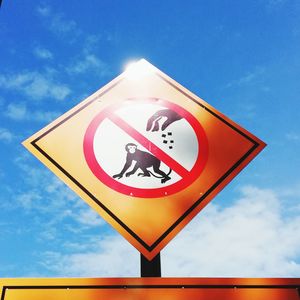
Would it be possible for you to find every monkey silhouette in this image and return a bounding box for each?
[113,143,172,184]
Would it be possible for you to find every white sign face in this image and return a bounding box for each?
[84,97,208,198]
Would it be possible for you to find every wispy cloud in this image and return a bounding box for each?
[225,66,265,88]
[286,132,300,141]
[14,162,78,214]
[50,14,77,35]
[5,102,61,123]
[12,155,105,243]
[36,4,51,17]
[34,46,53,60]
[65,33,110,77]
[277,182,300,216]
[73,209,105,227]
[36,4,79,38]
[0,128,15,143]
[31,109,61,123]
[0,71,71,101]
[17,190,43,211]
[5,103,27,120]
[266,0,287,10]
[35,5,109,78]
[67,54,109,76]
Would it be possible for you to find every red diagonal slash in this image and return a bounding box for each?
[107,111,190,178]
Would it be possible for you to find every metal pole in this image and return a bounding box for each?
[140,253,161,277]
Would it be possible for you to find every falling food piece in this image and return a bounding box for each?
[170,140,174,143]
[162,134,166,138]
[168,132,172,136]
[163,140,168,144]
[169,146,173,149]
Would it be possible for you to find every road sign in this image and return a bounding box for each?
[1,277,299,300]
[23,59,266,260]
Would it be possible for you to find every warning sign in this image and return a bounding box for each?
[83,98,208,198]
[23,59,266,260]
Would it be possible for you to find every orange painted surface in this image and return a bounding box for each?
[1,278,299,300]
[22,60,266,260]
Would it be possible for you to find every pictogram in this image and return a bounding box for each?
[83,98,208,198]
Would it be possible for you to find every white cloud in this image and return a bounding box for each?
[50,84,71,100]
[14,165,79,214]
[5,103,27,120]
[0,128,15,143]
[5,102,61,123]
[36,4,51,17]
[17,190,43,211]
[225,66,265,88]
[73,208,105,227]
[65,34,110,77]
[36,4,79,37]
[31,110,61,122]
[41,236,139,277]
[34,47,53,60]
[50,14,77,35]
[286,132,300,141]
[67,54,109,76]
[266,0,287,10]
[84,34,102,53]
[13,156,105,240]
[279,182,300,199]
[0,71,71,101]
[162,186,300,277]
[35,5,109,78]
[277,183,300,214]
[39,227,58,241]
[37,185,300,277]
[36,4,109,76]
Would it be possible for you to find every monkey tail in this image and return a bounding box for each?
[148,168,172,179]
[166,168,172,177]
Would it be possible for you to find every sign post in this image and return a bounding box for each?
[141,253,161,277]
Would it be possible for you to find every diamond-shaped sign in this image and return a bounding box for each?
[23,59,266,260]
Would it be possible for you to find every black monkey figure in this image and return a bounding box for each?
[113,143,171,184]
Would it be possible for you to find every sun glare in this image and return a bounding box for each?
[124,59,152,81]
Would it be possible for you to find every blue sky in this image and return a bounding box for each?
[0,0,300,277]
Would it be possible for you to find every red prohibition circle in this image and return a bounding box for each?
[83,98,208,198]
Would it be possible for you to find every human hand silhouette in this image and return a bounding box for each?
[146,109,182,131]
